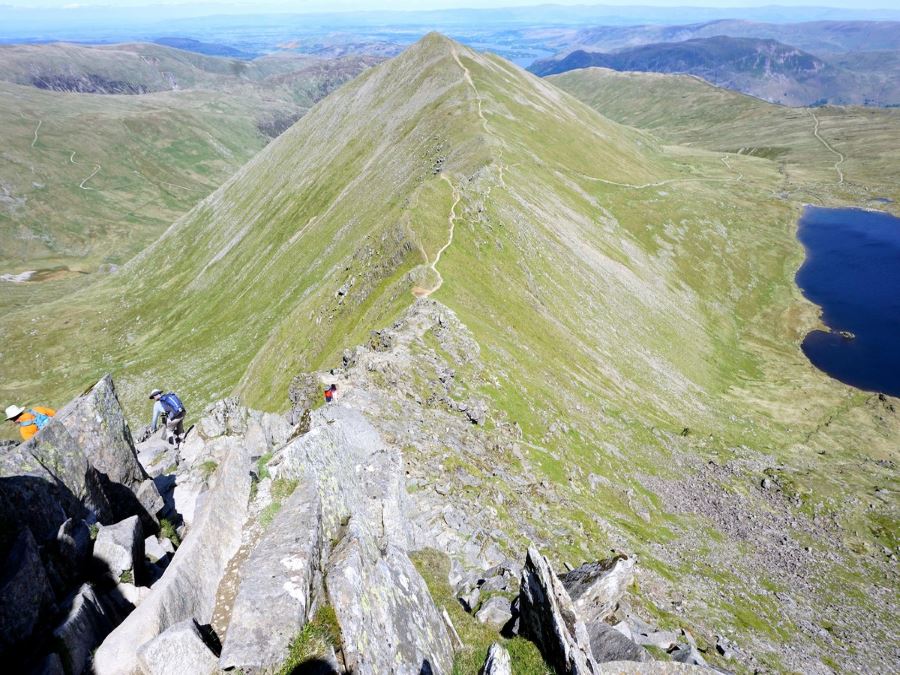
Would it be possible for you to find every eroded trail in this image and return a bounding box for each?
[31,119,41,148]
[412,174,460,298]
[450,45,507,189]
[79,163,101,190]
[809,110,845,185]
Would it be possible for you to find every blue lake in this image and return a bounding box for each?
[795,206,900,397]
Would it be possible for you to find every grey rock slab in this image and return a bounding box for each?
[219,478,324,672]
[92,436,251,675]
[94,515,143,581]
[475,596,513,628]
[136,619,218,675]
[586,621,651,664]
[0,527,54,651]
[53,584,116,675]
[561,555,635,624]
[596,663,710,674]
[518,546,597,674]
[327,534,454,675]
[632,628,679,651]
[481,642,512,675]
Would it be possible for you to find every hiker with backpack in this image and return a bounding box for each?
[149,388,187,446]
[5,404,56,441]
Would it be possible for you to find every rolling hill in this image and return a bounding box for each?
[529,36,900,107]
[0,42,380,280]
[1,33,898,672]
[548,66,900,207]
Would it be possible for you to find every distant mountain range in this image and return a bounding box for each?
[529,35,900,107]
[557,19,900,55]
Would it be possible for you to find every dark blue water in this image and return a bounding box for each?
[796,206,900,397]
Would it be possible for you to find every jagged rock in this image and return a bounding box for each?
[56,518,92,576]
[587,621,652,663]
[561,555,635,624]
[481,642,512,675]
[93,437,251,675]
[670,643,707,667]
[275,405,453,673]
[94,516,143,582]
[0,528,54,652]
[198,398,247,438]
[519,546,597,674]
[0,475,87,548]
[53,584,116,675]
[715,634,736,660]
[476,596,514,628]
[0,376,161,531]
[136,619,218,675]
[137,438,177,479]
[460,586,481,612]
[479,574,514,593]
[631,628,679,651]
[220,479,324,671]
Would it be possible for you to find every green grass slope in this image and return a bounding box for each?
[1,34,897,671]
[0,44,379,276]
[549,67,900,209]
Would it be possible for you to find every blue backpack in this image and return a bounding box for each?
[159,393,185,417]
[20,409,51,430]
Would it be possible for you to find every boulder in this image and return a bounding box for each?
[220,479,324,671]
[53,517,93,587]
[275,406,453,674]
[560,555,635,624]
[475,596,514,629]
[586,621,651,664]
[670,643,707,667]
[93,437,251,675]
[53,584,116,675]
[143,536,170,565]
[595,663,710,674]
[518,546,597,674]
[94,516,143,582]
[481,642,512,675]
[136,619,218,675]
[0,528,54,653]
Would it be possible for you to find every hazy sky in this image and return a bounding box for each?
[8,0,897,9]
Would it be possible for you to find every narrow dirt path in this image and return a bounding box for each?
[809,110,845,185]
[412,175,460,298]
[79,163,101,190]
[450,45,507,189]
[31,119,41,148]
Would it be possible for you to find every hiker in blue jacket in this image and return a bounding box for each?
[149,388,187,446]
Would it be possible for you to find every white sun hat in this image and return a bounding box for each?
[5,405,25,420]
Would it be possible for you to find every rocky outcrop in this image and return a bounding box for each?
[0,528,55,652]
[481,642,512,675]
[519,546,598,674]
[219,479,324,671]
[136,619,219,675]
[476,596,514,629]
[0,376,162,531]
[561,555,635,625]
[273,404,454,674]
[93,436,251,675]
[52,584,118,675]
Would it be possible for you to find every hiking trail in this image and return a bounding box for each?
[412,174,460,299]
[809,110,845,185]
[31,119,42,148]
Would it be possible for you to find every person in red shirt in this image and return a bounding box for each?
[5,404,56,441]
[323,384,337,404]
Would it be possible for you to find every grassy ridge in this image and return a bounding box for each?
[0,34,897,668]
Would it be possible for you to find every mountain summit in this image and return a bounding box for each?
[3,34,897,672]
